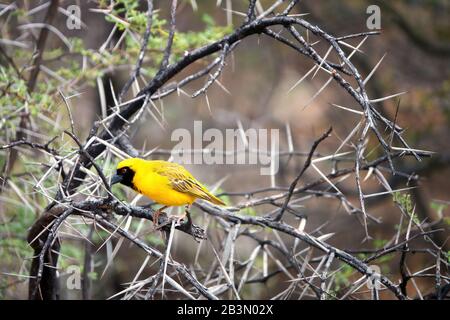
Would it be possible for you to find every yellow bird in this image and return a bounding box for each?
[111,158,225,224]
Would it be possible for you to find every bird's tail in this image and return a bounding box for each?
[202,192,226,206]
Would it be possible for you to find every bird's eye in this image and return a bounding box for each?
[119,168,127,174]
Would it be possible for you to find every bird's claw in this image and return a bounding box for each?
[154,214,187,230]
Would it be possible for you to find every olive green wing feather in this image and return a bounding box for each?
[155,163,225,205]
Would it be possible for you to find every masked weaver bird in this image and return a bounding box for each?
[111,158,225,225]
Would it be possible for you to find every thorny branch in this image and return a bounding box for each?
[119,0,154,101]
[273,127,332,221]
[0,0,447,300]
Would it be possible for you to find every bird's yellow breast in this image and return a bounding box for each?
[132,164,196,206]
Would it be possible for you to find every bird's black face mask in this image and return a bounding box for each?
[111,166,135,189]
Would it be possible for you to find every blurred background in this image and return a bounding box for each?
[0,0,449,299]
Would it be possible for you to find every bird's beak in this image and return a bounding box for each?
[111,174,123,186]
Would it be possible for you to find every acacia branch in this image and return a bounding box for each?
[27,0,60,91]
[195,201,406,300]
[119,0,154,101]
[273,127,332,221]
[17,1,437,301]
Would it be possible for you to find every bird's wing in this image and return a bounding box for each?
[155,163,203,194]
[155,163,219,202]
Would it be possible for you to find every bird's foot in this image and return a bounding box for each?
[153,206,168,227]
[155,211,188,231]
